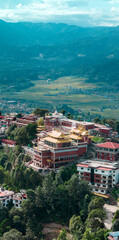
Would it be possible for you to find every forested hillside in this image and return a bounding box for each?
[0,20,119,89]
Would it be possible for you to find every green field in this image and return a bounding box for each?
[1,76,119,119]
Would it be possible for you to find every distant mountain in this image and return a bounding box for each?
[0,20,119,91]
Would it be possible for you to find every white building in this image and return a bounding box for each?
[0,188,27,208]
[77,160,119,195]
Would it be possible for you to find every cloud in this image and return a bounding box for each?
[0,0,119,26]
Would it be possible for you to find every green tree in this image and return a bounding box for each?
[0,166,5,184]
[26,123,37,140]
[86,209,106,230]
[16,113,22,118]
[13,127,29,145]
[113,209,119,223]
[57,228,67,240]
[37,117,44,126]
[60,109,66,115]
[0,229,23,240]
[23,154,31,163]
[94,117,101,123]
[33,108,48,117]
[69,215,82,233]
[88,197,105,212]
[112,219,119,231]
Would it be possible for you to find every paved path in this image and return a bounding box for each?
[103,204,119,230]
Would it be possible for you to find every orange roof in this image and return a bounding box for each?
[0,193,5,197]
[97,142,119,149]
[77,164,89,168]
[98,167,112,171]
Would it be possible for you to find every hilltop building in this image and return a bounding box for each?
[45,111,113,137]
[45,111,94,132]
[28,129,87,170]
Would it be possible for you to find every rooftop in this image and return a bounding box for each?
[77,160,119,170]
[96,142,119,149]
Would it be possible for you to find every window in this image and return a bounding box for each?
[103,185,106,187]
[95,189,98,191]
[102,171,105,173]
[81,167,84,170]
[101,190,104,192]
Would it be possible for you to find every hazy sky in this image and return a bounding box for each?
[0,0,119,26]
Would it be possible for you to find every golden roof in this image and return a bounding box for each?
[44,136,71,144]
[47,130,66,139]
[81,131,89,136]
[71,126,89,136]
[69,134,83,140]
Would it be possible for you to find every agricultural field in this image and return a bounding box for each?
[0,76,119,119]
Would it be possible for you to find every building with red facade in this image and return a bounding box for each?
[45,111,113,138]
[0,114,37,128]
[45,111,94,132]
[1,139,17,147]
[12,114,37,127]
[96,142,119,162]
[29,129,87,170]
[77,160,119,195]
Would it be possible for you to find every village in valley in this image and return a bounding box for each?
[0,109,119,239]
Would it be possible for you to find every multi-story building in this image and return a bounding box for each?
[12,114,37,127]
[96,142,119,162]
[0,188,14,207]
[77,160,119,195]
[0,188,27,208]
[45,111,94,132]
[29,129,87,170]
[45,111,114,138]
[108,231,119,240]
[13,191,27,208]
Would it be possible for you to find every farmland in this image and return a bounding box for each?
[1,76,119,119]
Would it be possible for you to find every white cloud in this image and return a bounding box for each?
[16,3,22,9]
[0,0,119,26]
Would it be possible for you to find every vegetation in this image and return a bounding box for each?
[0,144,110,239]
[33,108,48,117]
[6,123,37,145]
[0,21,119,118]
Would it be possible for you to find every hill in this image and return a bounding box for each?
[0,21,119,118]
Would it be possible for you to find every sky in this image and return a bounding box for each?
[0,0,119,27]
